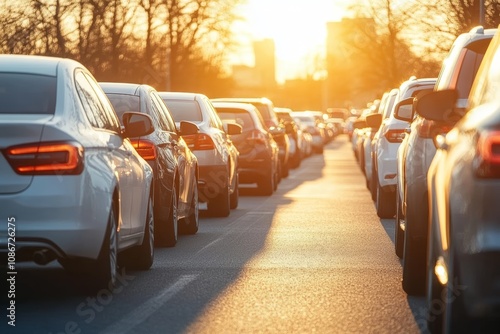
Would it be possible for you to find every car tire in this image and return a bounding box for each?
[92,205,119,290]
[402,204,426,296]
[395,187,405,259]
[162,186,179,247]
[370,163,377,201]
[208,182,230,217]
[259,172,274,196]
[230,173,239,209]
[426,227,443,334]
[376,184,395,219]
[126,190,154,270]
[182,183,199,235]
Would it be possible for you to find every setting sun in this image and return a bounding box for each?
[234,0,353,83]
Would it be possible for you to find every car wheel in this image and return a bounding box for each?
[395,187,405,259]
[163,186,179,247]
[376,183,395,219]
[426,227,443,334]
[207,182,230,217]
[182,183,199,235]
[126,190,154,270]
[230,173,239,209]
[92,205,119,290]
[402,203,426,296]
[370,164,377,201]
[258,172,274,196]
[442,249,470,334]
[282,160,289,178]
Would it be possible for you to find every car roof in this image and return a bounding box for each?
[212,97,273,105]
[211,101,258,112]
[99,82,151,95]
[157,91,205,101]
[0,54,79,76]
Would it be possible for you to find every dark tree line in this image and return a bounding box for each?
[0,0,244,96]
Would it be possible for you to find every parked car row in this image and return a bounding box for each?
[353,25,500,333]
[0,54,333,291]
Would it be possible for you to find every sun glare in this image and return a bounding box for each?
[234,0,352,83]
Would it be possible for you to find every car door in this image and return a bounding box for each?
[75,71,138,236]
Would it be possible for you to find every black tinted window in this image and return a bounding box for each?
[0,73,56,114]
[106,94,140,124]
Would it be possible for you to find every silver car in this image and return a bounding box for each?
[159,92,241,217]
[0,55,155,289]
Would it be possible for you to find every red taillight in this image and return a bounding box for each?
[182,134,215,150]
[5,142,83,175]
[475,130,500,178]
[419,119,454,139]
[131,139,156,160]
[384,129,406,143]
[248,130,267,144]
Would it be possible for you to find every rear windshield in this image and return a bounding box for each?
[216,109,255,131]
[161,99,203,122]
[0,73,56,114]
[106,94,140,122]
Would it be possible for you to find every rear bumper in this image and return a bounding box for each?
[198,164,228,203]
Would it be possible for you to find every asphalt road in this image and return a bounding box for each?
[2,134,428,334]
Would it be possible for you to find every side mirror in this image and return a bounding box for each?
[122,112,154,138]
[179,121,199,136]
[365,113,382,129]
[415,89,458,122]
[353,120,367,130]
[226,122,242,135]
[393,97,414,122]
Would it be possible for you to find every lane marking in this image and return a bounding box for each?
[99,274,198,334]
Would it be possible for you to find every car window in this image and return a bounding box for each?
[151,92,176,132]
[468,33,500,109]
[162,99,203,123]
[205,98,225,131]
[106,94,141,123]
[0,73,56,114]
[216,109,255,131]
[84,73,121,132]
[436,38,491,97]
[75,71,109,130]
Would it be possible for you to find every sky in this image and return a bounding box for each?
[232,0,355,83]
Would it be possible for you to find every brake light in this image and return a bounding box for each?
[182,134,215,150]
[384,129,406,143]
[131,139,156,160]
[5,142,83,175]
[248,130,267,144]
[418,119,453,139]
[475,130,500,178]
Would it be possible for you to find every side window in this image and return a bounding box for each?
[75,71,106,129]
[455,49,485,99]
[84,73,121,133]
[205,98,224,130]
[152,93,176,132]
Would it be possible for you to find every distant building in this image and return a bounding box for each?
[231,38,277,97]
[325,17,377,108]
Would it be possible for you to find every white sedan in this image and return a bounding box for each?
[0,55,155,290]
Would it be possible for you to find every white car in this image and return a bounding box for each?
[372,77,436,218]
[0,55,155,289]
